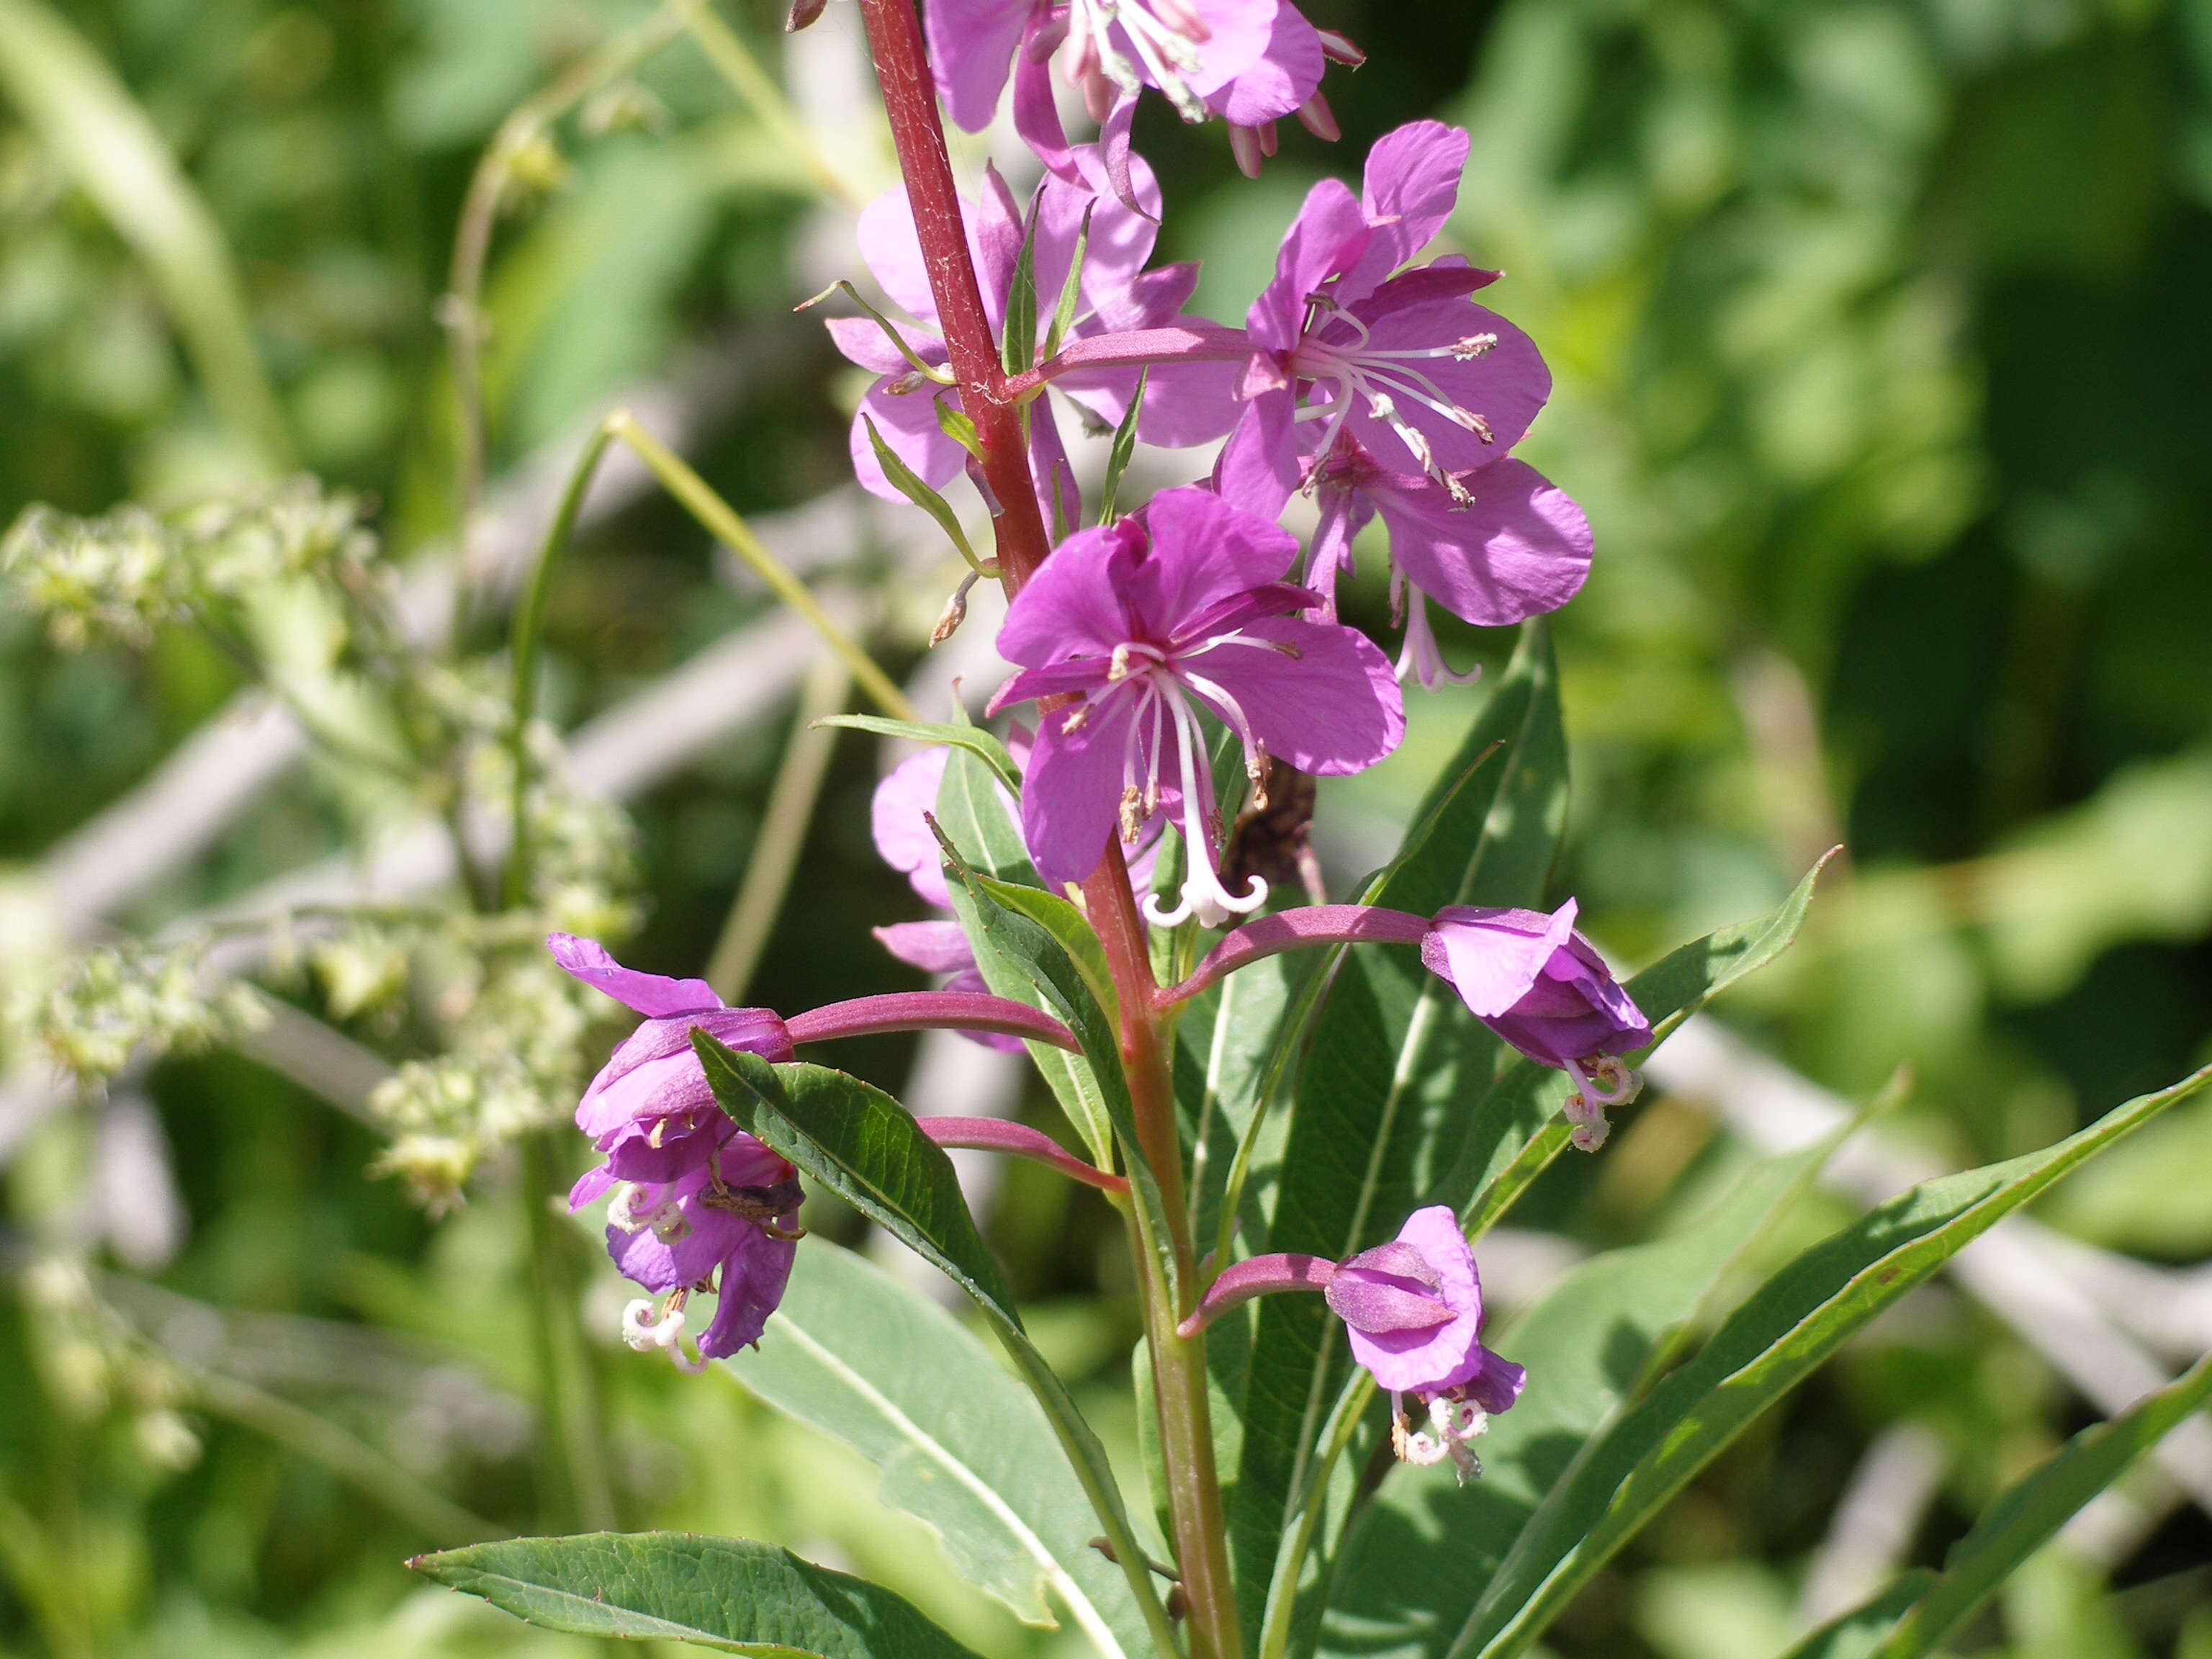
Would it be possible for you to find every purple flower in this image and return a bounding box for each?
[831,145,1238,518]
[1420,899,1652,1151]
[1325,1206,1524,1479]
[988,485,1403,922]
[549,934,803,1365]
[925,0,1351,177]
[1216,121,1552,513]
[1300,444,1593,690]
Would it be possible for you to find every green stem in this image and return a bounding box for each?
[706,653,851,1001]
[195,1372,498,1546]
[1084,848,1243,1659]
[607,411,919,721]
[443,3,685,597]
[521,1130,619,1533]
[675,0,866,208]
[503,419,618,909]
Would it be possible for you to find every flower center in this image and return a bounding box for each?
[1286,300,1498,500]
[1061,0,1210,120]
[1067,626,1290,927]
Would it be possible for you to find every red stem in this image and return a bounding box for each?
[1160,904,1431,1007]
[999,323,1254,401]
[915,1116,1129,1194]
[786,992,1079,1051]
[1176,1252,1336,1339]
[855,0,1055,590]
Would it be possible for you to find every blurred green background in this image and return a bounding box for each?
[1,0,2209,1654]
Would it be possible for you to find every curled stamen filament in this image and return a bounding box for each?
[621,1294,709,1374]
[1140,683,1267,927]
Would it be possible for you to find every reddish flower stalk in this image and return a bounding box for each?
[854,0,1054,590]
[1158,904,1431,1007]
[914,1116,1128,1193]
[1176,1251,1336,1337]
[785,992,1079,1051]
[998,323,1254,401]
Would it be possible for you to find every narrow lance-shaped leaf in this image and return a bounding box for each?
[1455,1062,2212,1659]
[817,716,1022,797]
[1096,367,1146,526]
[726,1241,1152,1659]
[861,415,984,572]
[412,1531,988,1658]
[691,1037,1184,1659]
[1001,196,1040,377]
[1863,1346,2212,1659]
[1769,1575,1940,1659]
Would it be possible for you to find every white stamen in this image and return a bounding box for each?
[1395,590,1485,691]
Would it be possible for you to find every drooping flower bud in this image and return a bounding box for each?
[1421,900,1650,1150]
[1328,1206,1524,1482]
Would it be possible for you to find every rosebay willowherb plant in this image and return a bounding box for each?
[393,4,2212,1658]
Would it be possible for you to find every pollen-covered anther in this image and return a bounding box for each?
[1449,333,1498,361]
[1119,783,1145,843]
[1107,642,1136,682]
[1060,703,1091,735]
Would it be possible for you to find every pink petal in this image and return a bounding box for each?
[824,315,945,377]
[1128,486,1301,627]
[874,919,976,974]
[1246,177,1369,351]
[1335,294,1550,474]
[1019,693,1144,888]
[1422,901,1578,1018]
[1202,2,1321,125]
[1339,121,1470,305]
[996,518,1148,666]
[549,933,720,1017]
[1213,387,1303,517]
[871,747,955,905]
[926,0,1033,132]
[1370,457,1592,626]
[1172,0,1280,96]
[1187,613,1403,775]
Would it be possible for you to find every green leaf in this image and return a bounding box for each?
[1318,1127,1859,1659]
[410,1531,988,1657]
[0,0,291,468]
[727,1241,1152,1659]
[1229,621,1565,1625]
[974,873,1118,1025]
[818,716,1022,798]
[1864,1347,2212,1659]
[800,279,955,385]
[861,415,982,572]
[936,836,1182,1308]
[695,1040,1020,1326]
[692,1037,1182,1659]
[1771,1575,1938,1659]
[1456,1062,2212,1659]
[1042,203,1094,361]
[1001,203,1040,377]
[1096,368,1146,526]
[936,400,986,462]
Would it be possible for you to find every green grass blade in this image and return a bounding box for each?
[0,0,290,467]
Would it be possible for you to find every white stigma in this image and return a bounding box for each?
[621,1295,709,1373]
